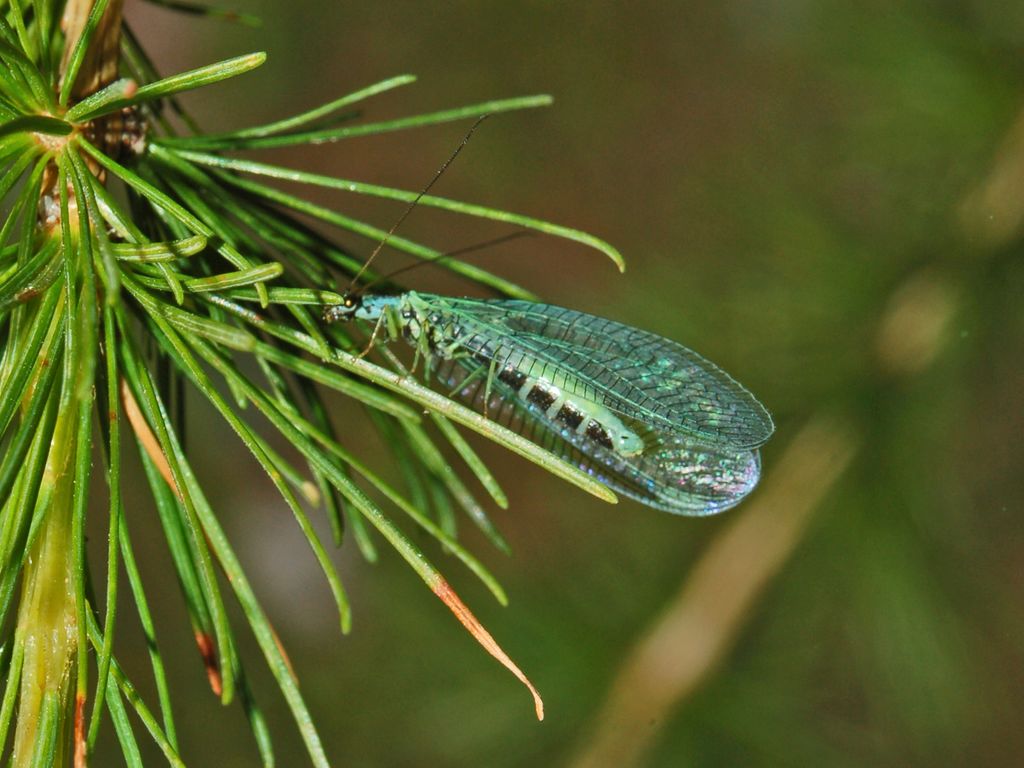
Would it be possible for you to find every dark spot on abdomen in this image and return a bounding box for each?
[555,402,585,430]
[526,384,557,411]
[497,367,527,390]
[585,420,614,450]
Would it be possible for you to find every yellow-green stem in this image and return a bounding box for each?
[10,405,79,767]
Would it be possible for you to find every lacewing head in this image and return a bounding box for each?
[323,291,363,323]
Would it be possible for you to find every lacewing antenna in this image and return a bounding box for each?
[361,230,536,292]
[347,114,491,292]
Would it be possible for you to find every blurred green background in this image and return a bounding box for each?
[111,1,1024,765]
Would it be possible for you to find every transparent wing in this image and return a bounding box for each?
[432,355,761,515]
[435,296,774,450]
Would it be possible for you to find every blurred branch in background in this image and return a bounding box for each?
[569,415,860,768]
[874,270,958,378]
[959,106,1024,249]
[570,72,1021,762]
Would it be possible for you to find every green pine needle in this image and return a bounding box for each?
[0,3,621,764]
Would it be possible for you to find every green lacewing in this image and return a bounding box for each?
[325,290,773,515]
